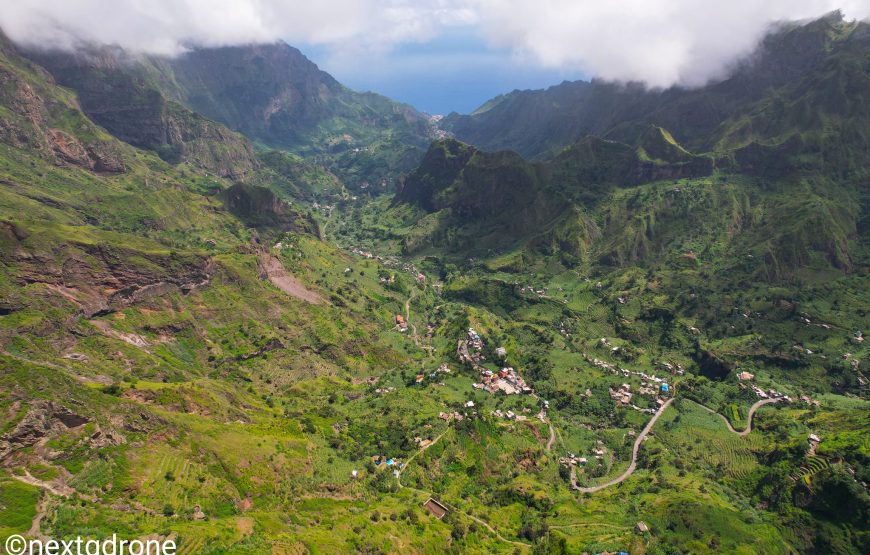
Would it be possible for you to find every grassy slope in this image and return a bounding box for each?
[1,19,868,555]
[0,51,524,553]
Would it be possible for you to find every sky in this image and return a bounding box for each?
[2,1,869,115]
[299,30,581,114]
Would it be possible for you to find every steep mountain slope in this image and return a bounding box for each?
[162,43,433,186]
[0,29,490,553]
[393,129,719,258]
[166,44,432,152]
[391,13,869,285]
[25,41,434,188]
[0,12,867,555]
[443,12,869,161]
[21,43,259,181]
[0,33,125,174]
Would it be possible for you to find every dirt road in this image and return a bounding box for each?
[572,398,674,493]
[696,398,780,436]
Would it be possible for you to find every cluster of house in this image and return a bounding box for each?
[740,369,825,404]
[559,453,588,467]
[518,284,548,298]
[310,201,335,214]
[734,370,792,400]
[414,436,433,449]
[414,363,451,384]
[347,246,406,270]
[491,409,528,421]
[350,247,378,260]
[587,353,620,372]
[457,328,536,397]
[609,383,634,405]
[438,411,466,422]
[458,328,487,369]
[608,381,669,413]
[586,352,673,386]
[660,361,686,376]
[745,383,789,401]
[590,342,687,379]
[371,455,402,469]
[841,353,867,387]
[597,338,621,356]
[458,328,485,364]
[559,443,608,468]
[473,366,534,395]
[374,386,395,394]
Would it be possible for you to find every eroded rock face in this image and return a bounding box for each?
[3,401,53,445]
[88,426,127,448]
[1,226,215,317]
[0,64,126,173]
[0,400,91,459]
[23,47,257,180]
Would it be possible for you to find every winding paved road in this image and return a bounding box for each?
[571,398,674,493]
[569,397,780,494]
[695,398,780,436]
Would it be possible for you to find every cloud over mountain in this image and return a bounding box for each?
[473,0,870,87]
[2,1,867,88]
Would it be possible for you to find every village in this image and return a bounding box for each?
[583,348,674,412]
[343,235,863,551]
[458,328,534,396]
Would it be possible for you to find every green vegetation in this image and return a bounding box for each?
[0,12,867,555]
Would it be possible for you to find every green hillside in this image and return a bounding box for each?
[27,41,434,190]
[0,11,867,555]
[442,12,870,162]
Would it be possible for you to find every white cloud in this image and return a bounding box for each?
[1,1,866,87]
[471,0,870,87]
[0,0,476,55]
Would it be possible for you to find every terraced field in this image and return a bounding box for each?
[662,401,769,479]
[791,456,831,485]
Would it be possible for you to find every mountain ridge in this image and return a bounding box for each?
[442,11,870,161]
[0,10,867,555]
[20,39,435,187]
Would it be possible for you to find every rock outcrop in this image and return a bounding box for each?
[0,400,90,459]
